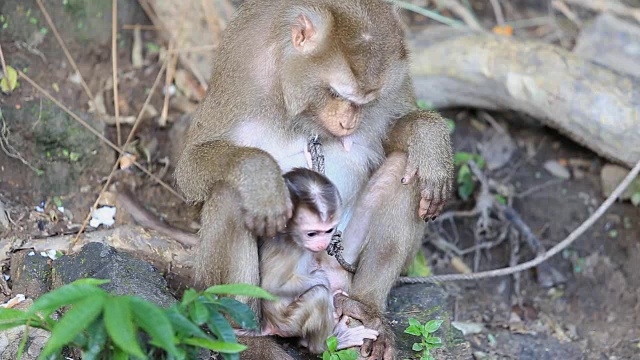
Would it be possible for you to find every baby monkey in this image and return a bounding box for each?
[257,168,378,353]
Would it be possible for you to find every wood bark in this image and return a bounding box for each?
[408,30,640,167]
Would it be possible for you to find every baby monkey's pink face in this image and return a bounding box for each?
[292,207,340,253]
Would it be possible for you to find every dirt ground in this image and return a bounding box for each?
[1,1,639,359]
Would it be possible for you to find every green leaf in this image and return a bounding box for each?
[113,346,129,360]
[0,309,28,331]
[330,354,340,360]
[408,318,421,327]
[166,307,209,339]
[189,300,210,325]
[130,297,179,356]
[423,320,443,333]
[406,250,432,277]
[82,319,108,360]
[0,65,19,93]
[182,337,246,353]
[216,297,258,329]
[412,343,423,351]
[494,194,507,205]
[29,283,108,316]
[326,336,338,352]
[457,164,475,201]
[631,192,640,207]
[181,289,200,305]
[445,119,455,134]
[425,336,442,345]
[103,297,146,359]
[404,325,422,336]
[204,284,277,301]
[336,349,359,360]
[207,311,237,343]
[416,100,435,110]
[323,352,331,360]
[453,152,485,168]
[52,196,63,207]
[39,295,106,358]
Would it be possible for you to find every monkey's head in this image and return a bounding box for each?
[284,168,342,253]
[278,1,409,140]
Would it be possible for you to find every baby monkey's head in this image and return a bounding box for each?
[283,168,342,253]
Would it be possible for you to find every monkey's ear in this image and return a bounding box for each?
[291,9,331,54]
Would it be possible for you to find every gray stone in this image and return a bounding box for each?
[52,242,176,308]
[0,299,50,360]
[9,249,51,299]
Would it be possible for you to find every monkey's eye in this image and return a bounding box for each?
[328,87,340,99]
[307,232,318,238]
[325,228,334,234]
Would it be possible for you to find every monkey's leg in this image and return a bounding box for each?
[342,153,425,359]
[194,183,261,312]
[272,285,335,354]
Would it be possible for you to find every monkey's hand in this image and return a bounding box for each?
[334,316,379,350]
[399,111,454,220]
[236,155,293,237]
[334,293,395,360]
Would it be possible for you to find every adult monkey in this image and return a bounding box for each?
[174,0,454,358]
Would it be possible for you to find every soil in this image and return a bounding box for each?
[0,1,639,359]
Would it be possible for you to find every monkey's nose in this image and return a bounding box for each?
[339,121,355,130]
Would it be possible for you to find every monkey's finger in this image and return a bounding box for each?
[360,339,373,357]
[418,198,430,219]
[383,344,394,360]
[401,162,418,185]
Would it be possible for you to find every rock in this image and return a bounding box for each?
[9,250,51,299]
[600,164,640,200]
[543,160,571,180]
[478,131,517,171]
[388,284,472,360]
[52,242,176,308]
[0,299,50,360]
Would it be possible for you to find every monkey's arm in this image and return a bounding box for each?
[175,141,292,237]
[383,110,454,219]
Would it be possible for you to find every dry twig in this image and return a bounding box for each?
[35,0,96,104]
[112,0,122,146]
[399,157,640,283]
[72,60,169,248]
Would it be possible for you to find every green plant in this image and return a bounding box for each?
[320,336,358,360]
[404,318,443,360]
[453,152,486,201]
[0,278,276,360]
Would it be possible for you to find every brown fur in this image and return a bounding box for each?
[174,1,454,358]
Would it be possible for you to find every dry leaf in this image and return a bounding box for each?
[492,25,513,36]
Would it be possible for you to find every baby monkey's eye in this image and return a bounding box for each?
[307,232,318,237]
[325,228,334,234]
[328,87,340,98]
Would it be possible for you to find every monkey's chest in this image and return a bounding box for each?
[232,121,384,228]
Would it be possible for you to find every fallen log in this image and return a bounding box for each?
[408,30,640,167]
